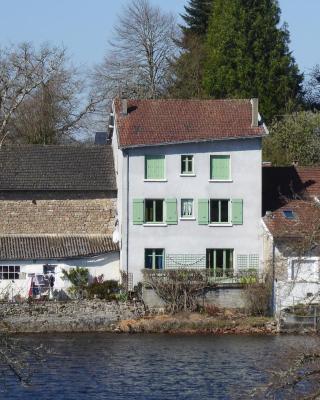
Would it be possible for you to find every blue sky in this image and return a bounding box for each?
[0,0,318,75]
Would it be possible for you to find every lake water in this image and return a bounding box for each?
[2,333,319,400]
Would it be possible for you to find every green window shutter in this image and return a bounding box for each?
[145,156,165,179]
[211,155,230,180]
[198,199,209,225]
[133,199,144,225]
[166,198,177,225]
[232,199,243,225]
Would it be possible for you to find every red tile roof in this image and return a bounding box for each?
[263,200,320,239]
[296,167,320,197]
[114,98,266,148]
[262,166,320,214]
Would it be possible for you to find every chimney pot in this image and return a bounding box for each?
[251,98,259,127]
[122,99,128,115]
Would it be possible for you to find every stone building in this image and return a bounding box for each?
[0,145,119,299]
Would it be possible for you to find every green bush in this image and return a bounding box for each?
[61,267,90,299]
[87,280,119,300]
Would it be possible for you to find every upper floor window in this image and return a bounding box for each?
[210,155,231,181]
[210,199,230,223]
[145,155,165,180]
[181,199,194,219]
[145,199,164,223]
[181,155,194,175]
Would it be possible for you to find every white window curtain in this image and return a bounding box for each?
[182,199,193,217]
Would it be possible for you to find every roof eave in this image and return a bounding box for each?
[119,133,267,150]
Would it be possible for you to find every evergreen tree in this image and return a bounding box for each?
[181,0,214,35]
[168,0,213,98]
[203,0,303,121]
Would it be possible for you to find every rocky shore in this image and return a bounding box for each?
[0,300,145,333]
[0,300,277,334]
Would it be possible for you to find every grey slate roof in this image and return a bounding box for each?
[0,235,119,260]
[0,145,116,191]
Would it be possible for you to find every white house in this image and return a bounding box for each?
[262,165,320,313]
[111,98,268,286]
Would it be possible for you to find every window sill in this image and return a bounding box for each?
[180,174,196,177]
[143,223,168,227]
[209,223,233,227]
[180,217,196,221]
[144,179,167,182]
[208,179,233,183]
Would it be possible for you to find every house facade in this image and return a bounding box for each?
[112,98,268,285]
[0,145,119,299]
[262,165,320,313]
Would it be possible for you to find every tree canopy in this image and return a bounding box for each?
[168,0,213,98]
[203,0,303,122]
[263,111,320,166]
[181,0,213,35]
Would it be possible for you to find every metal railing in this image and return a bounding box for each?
[143,267,262,285]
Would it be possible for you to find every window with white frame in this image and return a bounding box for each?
[181,155,194,175]
[145,249,165,269]
[181,199,194,218]
[210,199,230,223]
[0,265,21,280]
[145,199,164,223]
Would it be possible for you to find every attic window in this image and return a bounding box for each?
[283,210,295,220]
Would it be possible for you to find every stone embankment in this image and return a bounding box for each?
[0,300,145,333]
[0,300,277,334]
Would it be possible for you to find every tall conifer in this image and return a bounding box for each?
[203,0,303,121]
[169,0,213,98]
[181,0,213,35]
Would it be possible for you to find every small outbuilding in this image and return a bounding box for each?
[0,145,119,300]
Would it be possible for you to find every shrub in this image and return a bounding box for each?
[143,269,210,313]
[61,267,90,299]
[87,280,119,300]
[242,275,272,316]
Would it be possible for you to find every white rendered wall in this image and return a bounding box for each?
[121,138,263,284]
[0,252,120,300]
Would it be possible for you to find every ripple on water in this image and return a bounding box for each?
[1,333,319,400]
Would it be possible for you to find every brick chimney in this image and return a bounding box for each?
[251,98,259,127]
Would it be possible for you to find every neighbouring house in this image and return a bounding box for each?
[0,145,119,300]
[262,165,320,313]
[111,97,268,288]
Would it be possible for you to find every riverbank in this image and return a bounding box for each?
[116,312,277,334]
[0,300,145,333]
[0,300,277,334]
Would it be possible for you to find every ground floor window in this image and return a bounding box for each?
[0,265,21,280]
[206,249,233,276]
[145,249,165,269]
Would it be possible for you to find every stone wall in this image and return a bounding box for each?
[0,191,117,234]
[143,286,246,310]
[0,300,145,333]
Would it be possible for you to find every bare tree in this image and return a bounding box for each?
[0,42,99,145]
[93,0,178,102]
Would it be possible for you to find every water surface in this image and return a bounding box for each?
[2,333,318,400]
